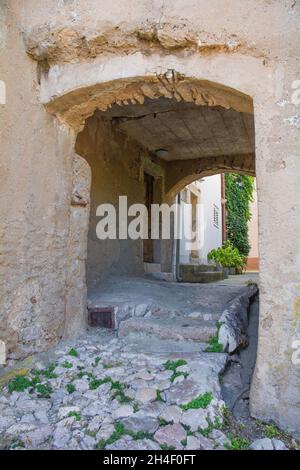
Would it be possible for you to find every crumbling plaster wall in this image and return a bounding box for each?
[0,2,77,357]
[75,114,156,288]
[0,0,299,436]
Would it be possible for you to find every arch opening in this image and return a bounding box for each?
[71,77,255,293]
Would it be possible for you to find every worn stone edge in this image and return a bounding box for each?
[218,283,259,354]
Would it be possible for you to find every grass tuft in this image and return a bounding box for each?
[68,411,81,421]
[204,334,224,353]
[68,348,78,358]
[66,383,76,394]
[61,361,73,369]
[181,392,213,411]
[8,376,32,393]
[224,435,250,450]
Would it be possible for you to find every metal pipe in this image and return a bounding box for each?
[175,192,182,282]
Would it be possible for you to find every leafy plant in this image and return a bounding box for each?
[35,383,52,398]
[164,359,187,372]
[164,359,188,382]
[36,363,57,379]
[225,173,254,257]
[160,444,176,450]
[8,376,32,393]
[88,376,131,403]
[105,423,126,445]
[68,411,81,421]
[77,371,93,379]
[61,361,73,369]
[158,417,168,426]
[11,440,25,449]
[156,389,165,402]
[114,391,133,404]
[181,392,213,411]
[208,240,246,269]
[133,403,139,413]
[111,380,132,404]
[198,422,213,437]
[225,435,250,450]
[103,363,114,369]
[66,383,76,394]
[128,430,154,441]
[8,374,53,398]
[92,357,101,367]
[95,422,155,450]
[221,405,232,428]
[68,348,78,358]
[198,416,223,438]
[204,334,223,353]
[95,439,106,450]
[264,424,282,439]
[89,376,111,390]
[171,371,189,382]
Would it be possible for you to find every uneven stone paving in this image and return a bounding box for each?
[0,330,231,450]
[0,328,292,451]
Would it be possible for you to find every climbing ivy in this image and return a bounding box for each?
[225,173,254,257]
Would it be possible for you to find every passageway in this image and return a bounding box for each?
[74,86,255,296]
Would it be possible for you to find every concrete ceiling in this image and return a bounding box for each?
[97,97,255,161]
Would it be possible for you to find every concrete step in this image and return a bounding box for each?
[118,316,217,342]
[180,265,225,283]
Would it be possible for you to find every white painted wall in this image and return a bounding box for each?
[179,175,223,264]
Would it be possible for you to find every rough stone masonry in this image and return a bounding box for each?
[0,1,299,438]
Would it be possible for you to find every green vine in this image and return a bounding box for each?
[225,173,254,257]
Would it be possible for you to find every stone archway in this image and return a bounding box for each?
[49,71,255,305]
[44,72,253,132]
[163,159,255,204]
[1,2,299,438]
[9,44,300,436]
[42,67,273,427]
[60,73,255,285]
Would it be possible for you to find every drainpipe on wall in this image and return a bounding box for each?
[174,192,182,282]
[221,173,227,243]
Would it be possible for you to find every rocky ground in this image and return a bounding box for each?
[0,328,296,451]
[0,275,298,451]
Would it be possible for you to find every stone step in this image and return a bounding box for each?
[180,265,224,283]
[118,316,217,343]
[122,332,208,354]
[182,264,221,273]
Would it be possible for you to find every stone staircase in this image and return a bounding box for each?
[179,264,225,283]
[117,303,222,354]
[88,275,258,355]
[119,315,218,343]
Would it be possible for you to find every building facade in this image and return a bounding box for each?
[179,176,223,265]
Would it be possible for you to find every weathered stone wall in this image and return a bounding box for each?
[0,0,299,436]
[64,154,91,339]
[0,2,76,357]
[75,115,151,288]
